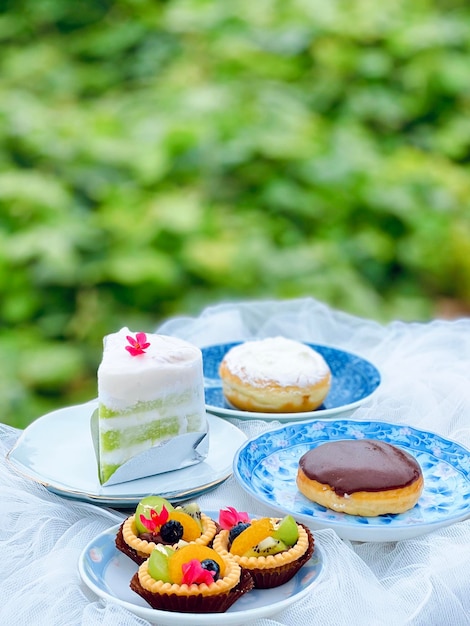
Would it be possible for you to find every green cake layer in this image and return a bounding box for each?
[100,416,181,451]
[97,400,204,484]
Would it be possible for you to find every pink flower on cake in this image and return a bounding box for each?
[182,559,216,586]
[139,506,169,532]
[219,506,250,530]
[125,332,151,356]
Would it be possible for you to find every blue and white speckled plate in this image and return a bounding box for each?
[234,419,470,542]
[202,342,381,421]
[78,515,324,626]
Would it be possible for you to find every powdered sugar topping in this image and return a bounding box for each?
[222,337,330,387]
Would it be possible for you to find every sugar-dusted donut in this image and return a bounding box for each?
[218,337,331,413]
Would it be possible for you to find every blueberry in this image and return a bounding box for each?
[160,520,184,543]
[228,522,251,545]
[200,558,220,581]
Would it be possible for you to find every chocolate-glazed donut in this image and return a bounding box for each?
[296,439,424,516]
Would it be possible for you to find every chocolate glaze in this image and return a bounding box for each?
[299,439,422,496]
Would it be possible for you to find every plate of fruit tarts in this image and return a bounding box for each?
[212,507,315,588]
[115,496,218,565]
[79,510,323,625]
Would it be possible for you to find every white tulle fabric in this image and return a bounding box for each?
[1,298,470,626]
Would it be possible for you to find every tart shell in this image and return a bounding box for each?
[212,522,314,588]
[130,556,253,613]
[115,512,217,565]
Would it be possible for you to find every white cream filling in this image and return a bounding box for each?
[100,405,189,433]
[98,404,198,431]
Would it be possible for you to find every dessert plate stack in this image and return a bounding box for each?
[78,512,324,626]
[6,401,247,506]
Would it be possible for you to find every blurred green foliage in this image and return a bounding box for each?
[1,0,470,427]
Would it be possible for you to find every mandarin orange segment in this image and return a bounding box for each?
[168,544,225,585]
[168,510,202,542]
[229,518,273,556]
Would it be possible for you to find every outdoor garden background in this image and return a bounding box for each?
[1,0,470,428]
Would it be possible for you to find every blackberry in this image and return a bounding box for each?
[228,522,251,546]
[200,558,220,581]
[160,519,184,543]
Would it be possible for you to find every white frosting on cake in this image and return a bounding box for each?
[98,329,204,407]
[222,336,330,387]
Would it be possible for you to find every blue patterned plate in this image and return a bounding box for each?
[202,342,380,421]
[78,516,324,626]
[234,420,470,542]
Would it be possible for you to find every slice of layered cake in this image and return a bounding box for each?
[94,328,208,485]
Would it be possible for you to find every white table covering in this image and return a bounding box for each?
[1,298,469,626]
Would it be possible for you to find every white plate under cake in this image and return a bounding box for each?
[6,401,247,506]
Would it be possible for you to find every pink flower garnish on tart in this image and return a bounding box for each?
[139,506,169,532]
[181,559,216,586]
[125,332,151,356]
[219,506,250,530]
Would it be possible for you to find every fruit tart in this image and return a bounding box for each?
[130,543,253,613]
[115,495,218,565]
[212,507,314,588]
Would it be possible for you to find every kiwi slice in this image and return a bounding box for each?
[176,502,203,530]
[243,536,287,558]
[272,515,299,546]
